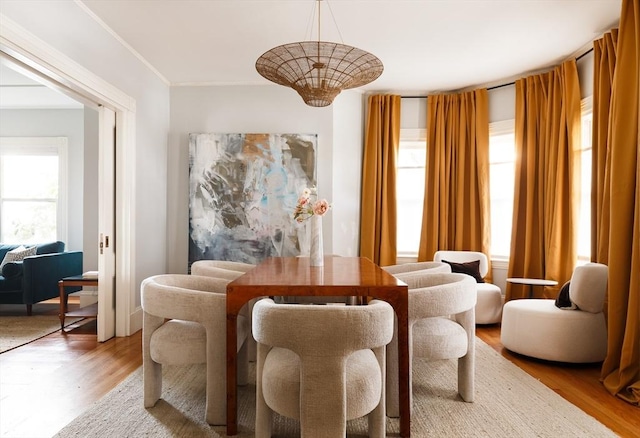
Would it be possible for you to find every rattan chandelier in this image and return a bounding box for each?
[255,0,383,107]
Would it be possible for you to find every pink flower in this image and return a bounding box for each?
[312,199,330,216]
[297,196,309,206]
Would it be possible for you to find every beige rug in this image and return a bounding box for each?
[54,338,615,437]
[0,314,82,353]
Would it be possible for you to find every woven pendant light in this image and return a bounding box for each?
[255,0,383,107]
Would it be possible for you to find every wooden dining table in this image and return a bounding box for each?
[226,256,411,437]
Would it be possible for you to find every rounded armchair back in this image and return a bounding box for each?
[383,261,451,275]
[394,272,477,320]
[190,260,254,280]
[252,299,394,357]
[141,274,230,322]
[570,263,608,313]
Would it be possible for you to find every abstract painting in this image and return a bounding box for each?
[188,133,317,266]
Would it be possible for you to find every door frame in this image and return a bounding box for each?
[0,15,137,337]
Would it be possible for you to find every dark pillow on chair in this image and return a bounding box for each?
[1,261,23,278]
[442,259,484,283]
[555,281,577,310]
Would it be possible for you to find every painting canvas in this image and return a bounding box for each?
[188,133,317,266]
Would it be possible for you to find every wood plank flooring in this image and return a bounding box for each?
[1,303,638,437]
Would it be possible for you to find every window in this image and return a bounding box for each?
[396,130,426,258]
[577,100,593,261]
[396,110,590,262]
[0,137,67,244]
[397,125,517,260]
[489,120,516,259]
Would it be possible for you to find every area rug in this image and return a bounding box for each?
[0,315,82,353]
[54,338,615,437]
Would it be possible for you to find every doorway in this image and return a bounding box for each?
[0,45,135,339]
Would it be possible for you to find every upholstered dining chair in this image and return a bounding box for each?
[190,259,255,279]
[253,298,394,438]
[141,274,250,425]
[191,259,260,359]
[434,250,504,324]
[501,263,608,363]
[382,260,451,275]
[386,272,477,417]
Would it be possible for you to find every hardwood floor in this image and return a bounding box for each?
[0,304,638,437]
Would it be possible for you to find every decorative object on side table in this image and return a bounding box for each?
[293,187,331,266]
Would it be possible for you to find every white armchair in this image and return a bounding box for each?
[434,250,504,324]
[383,261,451,275]
[253,298,394,437]
[501,263,608,363]
[190,259,255,279]
[141,274,250,425]
[386,272,477,417]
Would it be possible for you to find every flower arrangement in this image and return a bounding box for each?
[293,187,331,223]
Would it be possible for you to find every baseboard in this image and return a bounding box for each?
[129,306,142,335]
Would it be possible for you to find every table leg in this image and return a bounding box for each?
[528,284,534,298]
[227,312,238,436]
[396,296,411,437]
[58,282,67,330]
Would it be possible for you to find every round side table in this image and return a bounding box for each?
[506,277,558,298]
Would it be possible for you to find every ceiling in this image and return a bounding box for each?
[0,0,623,108]
[0,64,83,109]
[79,0,621,95]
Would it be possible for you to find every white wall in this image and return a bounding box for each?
[1,0,171,310]
[83,107,99,271]
[0,108,86,251]
[331,92,365,256]
[167,85,364,272]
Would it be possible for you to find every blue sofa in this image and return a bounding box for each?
[0,241,82,315]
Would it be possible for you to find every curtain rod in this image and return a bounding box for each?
[401,47,595,99]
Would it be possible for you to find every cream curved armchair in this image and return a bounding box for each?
[434,250,504,324]
[383,261,451,275]
[253,298,394,438]
[142,274,250,425]
[501,263,608,363]
[386,272,477,417]
[191,259,259,359]
[190,259,255,279]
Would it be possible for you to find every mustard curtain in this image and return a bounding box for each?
[417,88,491,274]
[601,0,640,406]
[592,29,618,264]
[359,94,401,266]
[506,60,581,300]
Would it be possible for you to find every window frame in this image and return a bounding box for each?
[0,137,68,244]
[577,96,593,262]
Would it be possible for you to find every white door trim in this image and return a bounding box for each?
[0,13,137,337]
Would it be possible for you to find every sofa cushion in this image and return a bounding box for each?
[0,272,23,292]
[36,241,65,255]
[1,261,22,278]
[0,246,37,270]
[442,259,485,283]
[0,244,22,261]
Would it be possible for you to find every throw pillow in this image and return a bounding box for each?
[554,281,577,310]
[442,259,485,283]
[1,261,22,278]
[0,245,37,271]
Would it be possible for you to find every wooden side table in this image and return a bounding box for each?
[58,275,99,331]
